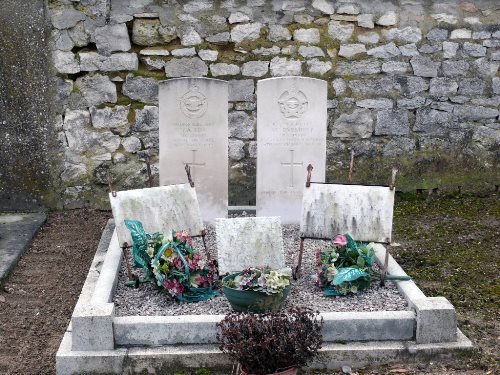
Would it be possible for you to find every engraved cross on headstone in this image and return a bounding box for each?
[281,150,303,188]
[182,150,206,181]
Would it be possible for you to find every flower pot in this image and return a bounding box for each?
[241,367,298,375]
[222,273,290,313]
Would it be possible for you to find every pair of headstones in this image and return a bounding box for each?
[159,76,328,224]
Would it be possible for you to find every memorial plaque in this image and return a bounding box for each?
[159,78,228,223]
[109,184,204,246]
[300,183,395,243]
[256,77,327,224]
[215,217,285,274]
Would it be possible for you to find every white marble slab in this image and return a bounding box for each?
[109,184,204,246]
[300,183,395,243]
[256,77,327,224]
[159,78,228,223]
[215,217,285,274]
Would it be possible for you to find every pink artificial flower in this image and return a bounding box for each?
[164,279,185,297]
[175,230,192,245]
[333,234,347,247]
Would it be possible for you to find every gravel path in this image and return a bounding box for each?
[114,221,408,316]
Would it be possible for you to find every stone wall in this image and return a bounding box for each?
[49,0,500,209]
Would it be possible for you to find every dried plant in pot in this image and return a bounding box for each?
[217,307,323,375]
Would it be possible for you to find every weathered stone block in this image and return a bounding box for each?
[493,77,500,95]
[75,74,116,106]
[210,63,240,77]
[337,2,360,15]
[399,43,419,57]
[228,80,255,102]
[349,78,401,96]
[383,27,422,43]
[332,109,373,139]
[339,44,366,58]
[450,28,472,39]
[229,111,255,139]
[357,14,374,29]
[242,61,269,77]
[122,136,142,153]
[231,22,262,43]
[376,11,397,26]
[367,42,400,59]
[298,45,325,58]
[180,28,203,46]
[312,0,335,14]
[397,96,425,109]
[228,11,251,24]
[206,32,230,44]
[293,28,320,43]
[94,24,131,55]
[198,49,218,61]
[132,19,176,46]
[79,52,138,72]
[268,25,292,42]
[414,297,457,344]
[382,61,409,74]
[328,21,354,41]
[53,51,80,74]
[133,106,159,131]
[51,7,86,29]
[90,105,129,130]
[335,59,381,76]
[306,59,332,75]
[458,78,485,95]
[171,48,196,57]
[441,60,469,77]
[429,78,458,96]
[426,28,448,41]
[415,108,450,134]
[270,57,302,76]
[164,57,208,77]
[410,56,440,77]
[122,74,158,104]
[356,99,393,109]
[454,105,499,121]
[463,42,486,57]
[375,110,409,135]
[442,41,459,58]
[357,32,379,44]
[228,139,245,161]
[52,29,74,51]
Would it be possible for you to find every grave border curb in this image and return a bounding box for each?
[56,219,473,374]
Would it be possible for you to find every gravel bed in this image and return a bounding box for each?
[114,218,409,316]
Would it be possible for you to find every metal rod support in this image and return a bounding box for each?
[348,149,355,184]
[107,171,117,197]
[294,237,305,280]
[185,164,194,187]
[146,159,153,188]
[390,167,398,191]
[121,242,134,281]
[306,164,313,188]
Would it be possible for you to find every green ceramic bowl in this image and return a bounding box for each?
[222,273,290,313]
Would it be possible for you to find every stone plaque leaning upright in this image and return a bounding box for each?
[159,78,228,223]
[256,77,327,224]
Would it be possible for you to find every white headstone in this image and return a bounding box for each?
[109,184,204,246]
[300,183,395,243]
[215,217,285,274]
[159,78,228,223]
[256,77,327,224]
